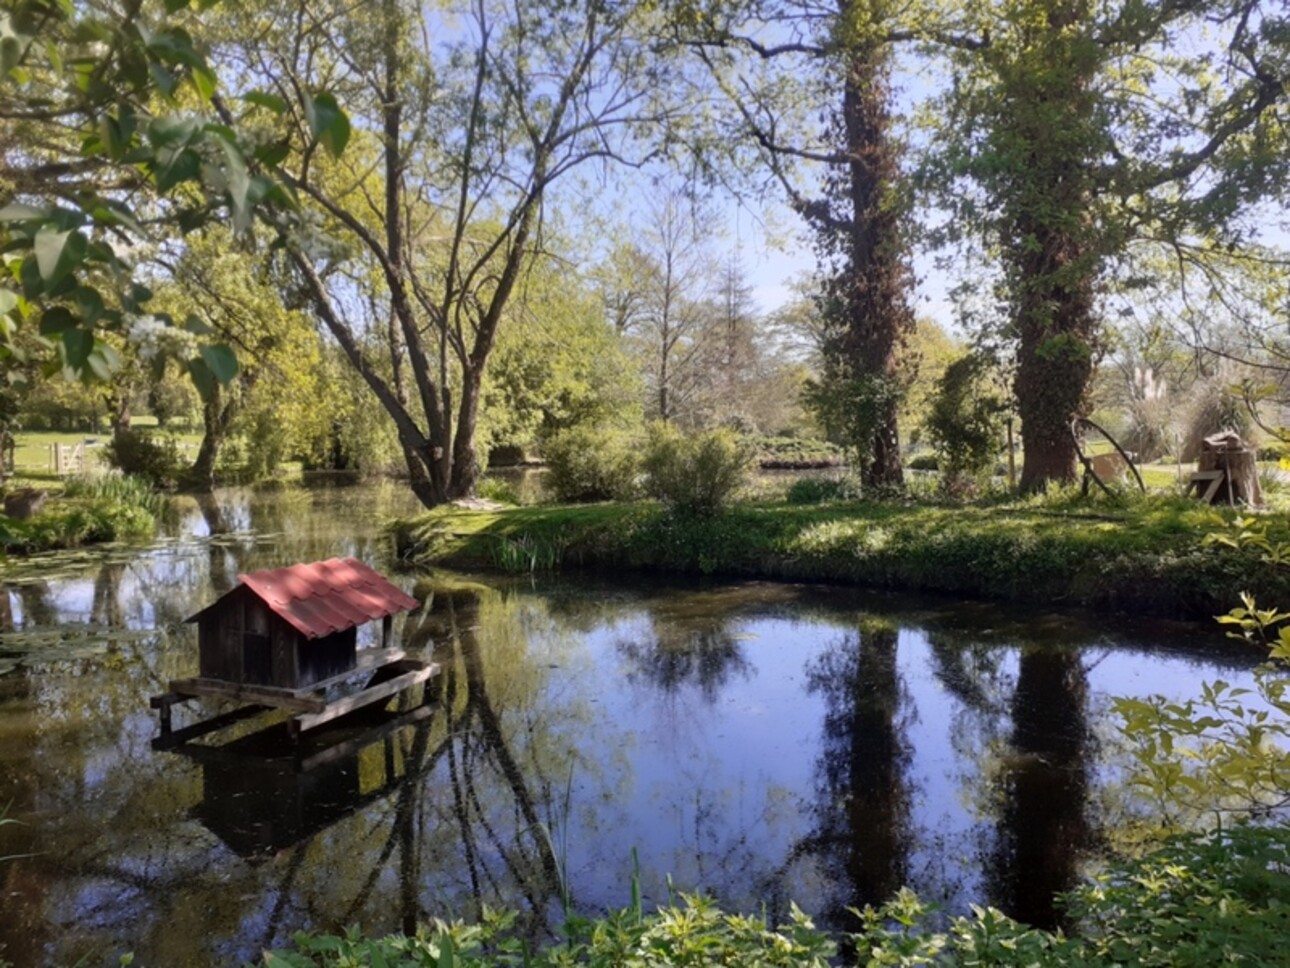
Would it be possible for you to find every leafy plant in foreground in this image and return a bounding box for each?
[1114,517,1290,832]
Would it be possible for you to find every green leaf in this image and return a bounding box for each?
[84,342,120,381]
[199,343,238,384]
[0,289,16,317]
[34,228,87,288]
[306,92,350,158]
[190,64,217,102]
[62,328,93,369]
[254,142,290,167]
[0,202,52,222]
[244,90,286,114]
[39,306,77,335]
[154,148,201,192]
[187,357,216,400]
[181,313,213,336]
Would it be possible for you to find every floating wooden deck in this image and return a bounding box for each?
[151,647,439,740]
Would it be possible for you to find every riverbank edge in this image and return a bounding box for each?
[390,498,1290,620]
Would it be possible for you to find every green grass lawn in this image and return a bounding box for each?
[10,424,203,478]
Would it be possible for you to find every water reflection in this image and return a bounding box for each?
[614,604,752,702]
[990,649,1091,928]
[795,623,912,922]
[0,484,1268,965]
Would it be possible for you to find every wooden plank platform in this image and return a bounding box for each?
[167,648,407,714]
[288,660,438,737]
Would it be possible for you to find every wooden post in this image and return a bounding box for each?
[382,614,393,650]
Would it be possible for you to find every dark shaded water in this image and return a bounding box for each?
[0,484,1262,966]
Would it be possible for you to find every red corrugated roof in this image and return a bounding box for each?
[199,557,419,640]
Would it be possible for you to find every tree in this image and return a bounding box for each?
[150,230,329,490]
[611,191,720,426]
[0,0,326,390]
[931,0,1290,491]
[219,0,677,508]
[681,0,951,488]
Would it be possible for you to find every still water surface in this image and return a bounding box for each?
[0,483,1260,966]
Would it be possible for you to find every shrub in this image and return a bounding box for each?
[104,429,184,488]
[785,475,862,505]
[924,353,1007,491]
[642,423,752,516]
[542,425,641,503]
[907,453,939,471]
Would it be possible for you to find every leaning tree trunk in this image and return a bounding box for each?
[190,383,240,492]
[839,33,914,491]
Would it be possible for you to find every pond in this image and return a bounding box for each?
[0,483,1261,966]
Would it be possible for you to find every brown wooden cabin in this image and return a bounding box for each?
[185,557,419,691]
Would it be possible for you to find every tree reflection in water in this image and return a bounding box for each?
[989,648,1091,929]
[778,622,912,927]
[613,609,752,703]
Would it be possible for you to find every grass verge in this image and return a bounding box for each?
[392,493,1290,619]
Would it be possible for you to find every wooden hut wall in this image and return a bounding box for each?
[197,587,304,688]
[197,586,250,683]
[297,628,357,688]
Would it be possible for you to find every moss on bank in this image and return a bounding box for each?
[391,495,1290,619]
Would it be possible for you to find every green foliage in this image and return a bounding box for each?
[0,0,346,385]
[1114,517,1290,833]
[924,354,1007,492]
[750,435,844,470]
[2,496,154,553]
[103,429,185,489]
[394,493,1284,620]
[802,373,902,476]
[62,472,163,516]
[490,533,565,574]
[1068,826,1290,966]
[476,476,521,506]
[543,426,642,504]
[264,824,1290,967]
[785,475,863,505]
[906,454,938,472]
[642,424,752,517]
[17,378,104,431]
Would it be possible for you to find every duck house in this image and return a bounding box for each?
[153,557,438,739]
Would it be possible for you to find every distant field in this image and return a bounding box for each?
[11,424,203,477]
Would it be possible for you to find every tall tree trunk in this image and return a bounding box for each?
[190,384,239,493]
[1014,231,1095,491]
[837,28,913,490]
[1006,0,1100,492]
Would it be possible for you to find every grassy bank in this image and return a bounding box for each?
[392,494,1290,619]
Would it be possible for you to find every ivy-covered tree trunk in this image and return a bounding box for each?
[1013,220,1097,492]
[837,36,913,490]
[1002,0,1100,493]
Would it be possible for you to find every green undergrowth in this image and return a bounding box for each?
[391,494,1290,619]
[0,473,159,555]
[261,825,1290,967]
